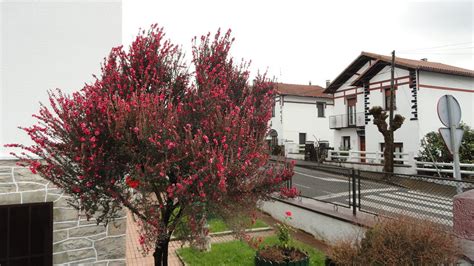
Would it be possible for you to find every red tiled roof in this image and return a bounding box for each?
[361,51,474,78]
[324,51,474,93]
[275,83,332,98]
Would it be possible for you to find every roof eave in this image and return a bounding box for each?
[325,53,376,94]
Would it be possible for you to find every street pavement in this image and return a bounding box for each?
[291,166,453,226]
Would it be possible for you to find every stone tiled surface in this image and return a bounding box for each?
[126,211,274,266]
[0,163,127,265]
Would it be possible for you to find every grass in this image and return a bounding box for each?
[177,235,326,266]
[178,240,256,266]
[208,218,268,233]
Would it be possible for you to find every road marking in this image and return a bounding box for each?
[294,167,348,179]
[361,202,453,226]
[404,190,451,202]
[315,188,399,200]
[294,171,347,183]
[394,191,451,205]
[364,195,452,217]
[380,193,451,211]
[294,183,311,189]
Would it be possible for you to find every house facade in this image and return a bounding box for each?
[270,83,334,159]
[324,52,474,169]
[0,1,126,265]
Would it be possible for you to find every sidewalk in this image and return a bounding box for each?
[125,212,274,266]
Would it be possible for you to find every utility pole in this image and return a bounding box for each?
[389,50,395,130]
[388,50,395,173]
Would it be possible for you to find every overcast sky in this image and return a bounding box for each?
[123,0,473,86]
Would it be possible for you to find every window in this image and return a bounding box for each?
[384,88,397,110]
[299,133,306,145]
[317,102,325,117]
[342,136,351,151]
[347,98,356,126]
[0,202,53,266]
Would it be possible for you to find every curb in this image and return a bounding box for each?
[170,226,273,241]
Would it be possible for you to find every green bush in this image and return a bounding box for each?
[419,123,474,164]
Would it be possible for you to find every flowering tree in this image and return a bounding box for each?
[7,25,293,265]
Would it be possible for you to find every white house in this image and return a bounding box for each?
[270,83,334,159]
[324,51,474,172]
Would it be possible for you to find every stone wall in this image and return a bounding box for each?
[0,161,126,265]
[454,190,474,263]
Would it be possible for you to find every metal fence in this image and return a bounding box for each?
[295,163,353,208]
[296,164,474,228]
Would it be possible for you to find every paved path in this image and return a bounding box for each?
[126,212,274,266]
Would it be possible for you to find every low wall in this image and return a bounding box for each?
[0,162,126,265]
[263,196,474,265]
[260,198,369,243]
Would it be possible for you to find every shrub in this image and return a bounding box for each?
[328,216,460,265]
[419,123,474,164]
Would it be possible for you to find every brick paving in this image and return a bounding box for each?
[126,211,274,266]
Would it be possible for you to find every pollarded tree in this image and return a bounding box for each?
[368,106,405,173]
[7,25,294,265]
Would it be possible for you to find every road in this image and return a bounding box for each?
[291,166,453,226]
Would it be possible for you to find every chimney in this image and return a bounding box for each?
[309,81,312,85]
[421,58,428,62]
[326,80,331,88]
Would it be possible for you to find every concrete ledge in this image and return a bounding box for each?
[260,197,376,243]
[170,227,273,241]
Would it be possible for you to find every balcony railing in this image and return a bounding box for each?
[329,112,365,129]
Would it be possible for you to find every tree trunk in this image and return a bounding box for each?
[153,238,170,266]
[383,131,394,174]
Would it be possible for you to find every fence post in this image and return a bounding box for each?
[407,151,415,168]
[351,169,357,216]
[357,170,361,210]
[328,150,332,161]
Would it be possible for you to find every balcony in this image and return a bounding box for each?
[329,112,365,129]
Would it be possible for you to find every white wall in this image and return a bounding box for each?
[260,199,366,243]
[330,61,374,151]
[333,128,359,151]
[418,71,474,140]
[280,95,334,152]
[364,66,420,153]
[269,95,284,144]
[0,1,122,158]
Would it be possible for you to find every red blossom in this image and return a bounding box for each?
[6,25,294,261]
[126,175,140,189]
[280,187,300,199]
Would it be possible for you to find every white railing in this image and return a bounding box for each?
[328,150,413,165]
[415,161,474,175]
[329,112,365,129]
[327,150,474,176]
